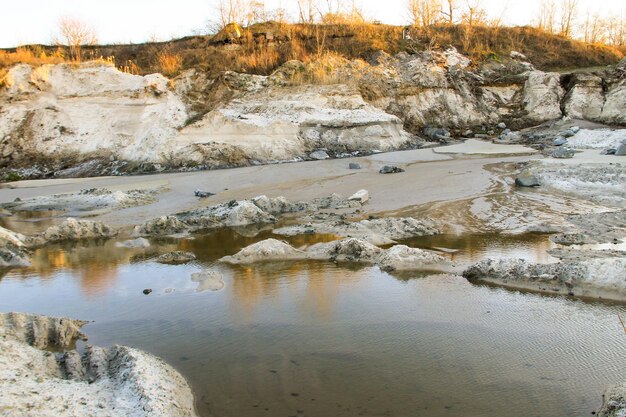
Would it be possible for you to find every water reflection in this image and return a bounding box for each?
[0,210,65,235]
[399,232,558,265]
[0,229,625,417]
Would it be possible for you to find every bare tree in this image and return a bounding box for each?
[582,11,605,43]
[559,0,578,38]
[536,0,557,33]
[407,0,442,27]
[441,0,458,24]
[297,0,317,23]
[217,0,247,27]
[461,0,487,27]
[56,17,97,62]
[245,0,266,25]
[606,16,625,46]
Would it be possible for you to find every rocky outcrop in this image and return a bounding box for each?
[136,194,363,236]
[274,216,440,245]
[0,226,30,267]
[221,237,449,272]
[1,54,624,177]
[0,312,87,349]
[562,60,626,125]
[221,238,306,264]
[0,312,198,417]
[29,218,117,245]
[463,257,626,301]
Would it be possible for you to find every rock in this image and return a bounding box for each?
[602,148,617,155]
[463,129,474,137]
[0,226,30,267]
[497,122,507,129]
[309,238,382,263]
[156,251,196,264]
[220,239,305,264]
[510,51,528,60]
[551,147,575,159]
[379,165,405,174]
[515,169,540,187]
[522,71,564,123]
[34,218,117,245]
[616,143,626,156]
[598,382,626,417]
[194,190,215,198]
[553,137,568,146]
[349,189,369,203]
[423,127,450,142]
[560,129,576,138]
[309,150,330,160]
[115,238,151,248]
[252,195,300,215]
[134,216,189,236]
[143,289,153,295]
[349,162,362,169]
[376,245,447,271]
[190,269,225,292]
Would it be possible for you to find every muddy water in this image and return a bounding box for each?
[1,229,625,417]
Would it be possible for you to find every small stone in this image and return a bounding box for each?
[348,189,369,203]
[379,165,405,174]
[615,143,626,156]
[515,169,540,187]
[497,122,507,129]
[194,190,215,198]
[560,129,576,138]
[553,137,568,146]
[463,129,473,137]
[143,289,152,295]
[309,150,330,160]
[156,251,196,265]
[552,147,575,159]
[601,148,616,155]
[348,162,361,169]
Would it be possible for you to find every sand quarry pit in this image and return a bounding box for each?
[1,133,625,417]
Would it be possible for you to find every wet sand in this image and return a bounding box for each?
[0,147,539,227]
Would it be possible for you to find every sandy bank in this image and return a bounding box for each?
[0,312,198,417]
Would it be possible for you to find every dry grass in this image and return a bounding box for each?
[156,50,183,76]
[1,22,623,79]
[0,46,66,68]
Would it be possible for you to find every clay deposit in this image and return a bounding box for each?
[0,312,198,417]
[462,257,626,301]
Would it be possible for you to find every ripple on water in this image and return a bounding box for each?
[0,229,624,417]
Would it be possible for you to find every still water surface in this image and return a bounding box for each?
[0,227,624,417]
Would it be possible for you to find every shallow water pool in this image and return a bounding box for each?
[0,230,624,417]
